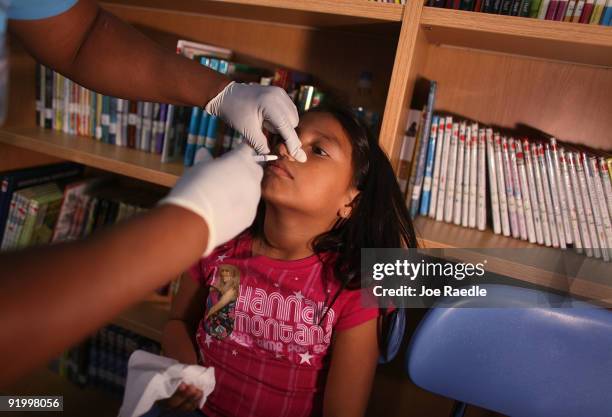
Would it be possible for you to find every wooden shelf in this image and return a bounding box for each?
[102,0,404,28]
[420,7,612,67]
[112,295,170,342]
[0,127,182,188]
[414,217,612,305]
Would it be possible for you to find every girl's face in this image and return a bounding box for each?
[262,112,357,221]
[220,269,232,283]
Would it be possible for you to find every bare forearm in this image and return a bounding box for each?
[0,205,208,387]
[9,0,229,106]
[162,320,199,365]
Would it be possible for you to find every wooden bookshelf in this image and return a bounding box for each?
[112,294,170,342]
[415,217,612,305]
[420,7,612,68]
[0,127,182,187]
[102,0,404,27]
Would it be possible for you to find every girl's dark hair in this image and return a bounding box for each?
[251,103,417,348]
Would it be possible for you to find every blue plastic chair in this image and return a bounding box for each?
[406,284,612,417]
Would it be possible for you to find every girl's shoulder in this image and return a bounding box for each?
[188,232,253,284]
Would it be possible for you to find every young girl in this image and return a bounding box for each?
[158,105,416,417]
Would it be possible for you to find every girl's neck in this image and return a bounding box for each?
[253,205,336,261]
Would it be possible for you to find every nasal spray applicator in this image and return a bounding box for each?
[253,155,278,162]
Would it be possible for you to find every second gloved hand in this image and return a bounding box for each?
[159,145,263,255]
[205,81,307,162]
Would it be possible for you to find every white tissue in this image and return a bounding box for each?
[118,350,215,417]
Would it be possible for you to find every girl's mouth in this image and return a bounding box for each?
[266,161,294,179]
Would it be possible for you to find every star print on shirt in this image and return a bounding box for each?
[299,351,313,365]
[293,291,304,301]
[216,253,229,262]
[204,334,213,348]
[231,350,238,356]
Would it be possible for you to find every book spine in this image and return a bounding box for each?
[589,157,612,260]
[545,0,560,18]
[600,157,612,219]
[429,117,446,218]
[476,128,487,231]
[9,193,29,250]
[523,139,544,245]
[510,0,523,15]
[568,153,593,256]
[486,128,501,235]
[555,0,569,18]
[44,67,53,129]
[405,110,426,212]
[195,112,211,161]
[161,105,176,163]
[184,107,201,166]
[558,149,581,252]
[432,0,446,6]
[115,99,124,147]
[100,96,109,143]
[539,145,560,248]
[84,88,90,137]
[155,104,168,154]
[550,138,572,244]
[443,123,459,223]
[17,197,40,248]
[516,141,536,243]
[53,72,63,132]
[509,139,527,240]
[420,115,440,216]
[397,112,420,195]
[436,117,453,222]
[35,64,42,127]
[140,102,153,152]
[519,0,533,15]
[1,194,20,250]
[460,0,476,9]
[134,102,143,150]
[410,82,437,219]
[582,153,607,260]
[502,137,519,238]
[149,103,161,153]
[500,0,514,14]
[127,101,138,148]
[572,0,586,21]
[90,90,97,138]
[544,144,566,248]
[538,0,552,17]
[531,144,552,246]
[468,124,479,228]
[590,0,606,22]
[602,0,612,24]
[474,0,484,11]
[62,78,70,134]
[564,0,578,20]
[204,115,220,157]
[493,134,510,236]
[580,0,595,21]
[452,122,465,225]
[108,98,117,145]
[461,125,472,227]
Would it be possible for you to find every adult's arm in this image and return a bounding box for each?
[0,205,207,387]
[8,0,227,107]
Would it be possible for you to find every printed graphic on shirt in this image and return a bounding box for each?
[204,264,241,340]
[200,251,338,367]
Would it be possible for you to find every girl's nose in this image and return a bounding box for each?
[276,142,296,162]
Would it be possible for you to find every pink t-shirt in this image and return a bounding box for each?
[188,232,379,417]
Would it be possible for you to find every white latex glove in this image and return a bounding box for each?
[205,81,307,162]
[159,144,263,255]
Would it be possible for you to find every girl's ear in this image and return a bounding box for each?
[338,188,359,219]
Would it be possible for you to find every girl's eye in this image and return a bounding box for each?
[312,145,329,157]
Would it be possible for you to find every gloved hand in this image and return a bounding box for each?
[205,81,307,162]
[159,144,263,255]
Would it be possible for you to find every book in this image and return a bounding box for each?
[568,152,593,256]
[184,107,202,167]
[429,117,446,218]
[516,141,536,243]
[554,0,569,18]
[545,0,560,18]
[502,137,519,238]
[582,153,607,260]
[538,0,552,17]
[444,122,459,223]
[407,110,427,215]
[530,0,543,15]
[452,122,466,225]
[533,143,552,247]
[468,123,478,229]
[539,145,561,248]
[108,97,118,145]
[579,0,596,21]
[549,138,572,245]
[544,144,566,249]
[409,80,437,219]
[397,110,421,195]
[523,139,544,245]
[127,100,139,148]
[572,0,586,21]
[486,128,501,235]
[564,0,578,20]
[519,0,534,15]
[588,156,612,260]
[590,0,607,22]
[461,125,472,227]
[435,116,453,222]
[600,157,612,219]
[0,163,83,241]
[494,133,511,237]
[559,149,581,252]
[420,115,440,216]
[509,139,527,240]
[44,66,53,129]
[154,104,167,154]
[602,0,612,24]
[16,183,63,248]
[476,128,487,231]
[161,105,178,163]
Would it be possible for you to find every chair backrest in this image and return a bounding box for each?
[406,285,612,417]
